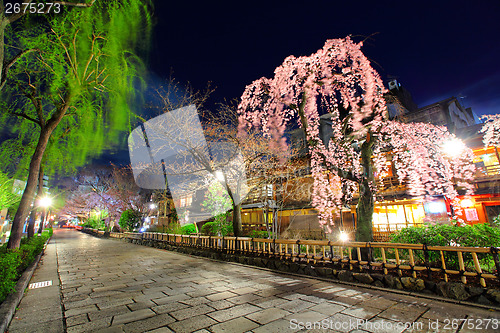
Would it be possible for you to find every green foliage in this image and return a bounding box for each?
[201,220,233,236]
[493,214,500,228]
[0,0,152,178]
[0,171,20,210]
[201,182,233,236]
[148,223,182,234]
[0,248,20,302]
[0,230,52,302]
[391,223,500,247]
[390,223,500,272]
[119,209,142,232]
[180,223,197,235]
[246,230,271,239]
[83,209,108,230]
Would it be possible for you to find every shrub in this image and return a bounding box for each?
[201,221,217,236]
[390,223,500,272]
[391,223,500,247]
[148,224,182,234]
[180,223,197,235]
[0,249,20,302]
[0,230,52,303]
[201,220,233,236]
[493,214,500,228]
[119,209,142,231]
[246,230,272,239]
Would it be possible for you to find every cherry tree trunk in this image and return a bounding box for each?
[355,132,375,243]
[232,202,242,237]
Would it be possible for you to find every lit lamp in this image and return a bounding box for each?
[339,231,349,242]
[442,138,466,157]
[39,196,52,208]
[215,170,225,182]
[39,196,52,233]
[460,198,474,208]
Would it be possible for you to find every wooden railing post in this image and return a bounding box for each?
[457,251,467,284]
[472,252,486,287]
[440,250,448,282]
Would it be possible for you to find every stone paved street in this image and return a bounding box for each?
[10,229,500,332]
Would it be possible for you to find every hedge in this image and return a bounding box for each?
[0,229,52,303]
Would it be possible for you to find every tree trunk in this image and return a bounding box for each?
[232,202,242,237]
[355,131,376,243]
[7,128,53,248]
[37,209,46,234]
[6,92,70,249]
[27,209,37,238]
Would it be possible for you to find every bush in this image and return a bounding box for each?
[119,209,142,231]
[201,220,233,236]
[0,230,52,303]
[0,250,20,302]
[493,214,500,228]
[180,223,197,235]
[246,230,272,239]
[390,223,500,272]
[148,224,182,234]
[391,223,500,247]
[201,221,217,236]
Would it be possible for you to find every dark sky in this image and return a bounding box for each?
[148,0,500,118]
[100,0,500,165]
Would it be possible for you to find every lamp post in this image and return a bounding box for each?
[38,196,52,234]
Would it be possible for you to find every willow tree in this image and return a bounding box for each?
[238,37,474,242]
[2,0,151,249]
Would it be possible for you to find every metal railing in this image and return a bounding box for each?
[99,230,500,288]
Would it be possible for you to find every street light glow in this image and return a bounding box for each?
[442,138,466,157]
[39,196,52,207]
[339,231,349,242]
[215,170,225,182]
[149,202,156,209]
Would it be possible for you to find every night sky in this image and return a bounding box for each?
[99,0,500,165]
[149,0,500,117]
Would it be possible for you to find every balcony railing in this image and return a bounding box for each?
[475,164,500,181]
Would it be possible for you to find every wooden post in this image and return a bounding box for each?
[457,252,467,284]
[440,251,448,282]
[381,248,388,275]
[395,248,402,276]
[472,252,486,287]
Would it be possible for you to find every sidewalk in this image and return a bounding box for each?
[6,229,500,333]
[7,235,64,332]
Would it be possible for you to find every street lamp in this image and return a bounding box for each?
[38,196,52,234]
[215,170,225,182]
[39,196,52,208]
[339,231,349,242]
[442,138,466,157]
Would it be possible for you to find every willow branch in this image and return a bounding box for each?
[54,0,97,7]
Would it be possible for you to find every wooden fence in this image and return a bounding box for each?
[97,230,500,287]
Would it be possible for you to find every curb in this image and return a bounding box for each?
[0,238,50,333]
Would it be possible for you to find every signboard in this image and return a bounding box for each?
[464,208,479,221]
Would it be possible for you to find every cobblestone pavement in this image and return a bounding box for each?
[53,229,500,332]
